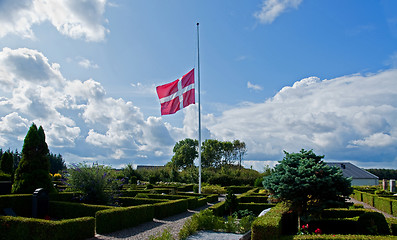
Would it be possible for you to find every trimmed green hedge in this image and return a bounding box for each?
[251,203,289,240]
[239,195,268,203]
[49,192,75,202]
[321,208,369,219]
[309,217,360,235]
[0,194,32,217]
[226,186,253,194]
[177,184,194,192]
[209,201,226,217]
[238,203,275,215]
[49,201,113,218]
[117,197,168,206]
[95,204,154,234]
[153,199,188,219]
[0,215,95,240]
[374,196,393,216]
[353,190,397,217]
[361,192,375,206]
[119,190,151,197]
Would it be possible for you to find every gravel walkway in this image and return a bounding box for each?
[348,197,396,219]
[87,203,215,240]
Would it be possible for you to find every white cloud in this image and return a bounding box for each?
[0,47,177,163]
[78,58,99,69]
[254,0,303,24]
[0,0,109,41]
[247,81,263,91]
[350,133,395,148]
[207,70,397,164]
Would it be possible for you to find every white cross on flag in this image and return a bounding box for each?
[156,69,195,115]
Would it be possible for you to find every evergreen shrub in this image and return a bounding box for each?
[239,195,268,203]
[357,212,390,235]
[309,218,359,235]
[251,203,290,240]
[374,196,393,215]
[321,208,368,219]
[0,215,94,240]
[153,199,188,219]
[227,186,253,194]
[117,197,167,206]
[95,204,154,234]
[49,201,113,219]
[209,201,226,216]
[0,194,32,217]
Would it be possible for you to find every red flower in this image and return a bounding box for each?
[315,228,322,234]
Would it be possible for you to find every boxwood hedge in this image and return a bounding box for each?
[0,215,95,240]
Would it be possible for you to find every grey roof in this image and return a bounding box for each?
[326,162,379,179]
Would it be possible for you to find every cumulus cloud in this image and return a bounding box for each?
[0,47,177,164]
[254,0,303,24]
[247,81,263,91]
[78,58,99,69]
[0,0,109,41]
[207,70,397,164]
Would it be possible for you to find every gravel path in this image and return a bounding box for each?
[348,197,396,219]
[87,203,215,240]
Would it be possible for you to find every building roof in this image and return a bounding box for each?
[326,162,379,179]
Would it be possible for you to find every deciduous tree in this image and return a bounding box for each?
[171,138,198,170]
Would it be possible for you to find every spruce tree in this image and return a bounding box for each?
[12,123,55,193]
[0,151,13,174]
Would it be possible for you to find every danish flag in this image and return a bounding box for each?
[156,69,195,115]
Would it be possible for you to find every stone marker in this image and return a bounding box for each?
[390,179,396,193]
[32,188,49,218]
[382,179,388,191]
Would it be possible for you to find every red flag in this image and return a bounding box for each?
[156,69,195,115]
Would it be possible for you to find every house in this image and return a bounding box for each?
[326,162,379,186]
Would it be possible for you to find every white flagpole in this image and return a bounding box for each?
[196,23,202,194]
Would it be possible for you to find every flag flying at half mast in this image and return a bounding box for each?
[156,69,195,115]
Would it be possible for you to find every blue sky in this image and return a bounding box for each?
[0,0,396,171]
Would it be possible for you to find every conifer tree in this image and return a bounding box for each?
[0,151,13,174]
[12,123,55,193]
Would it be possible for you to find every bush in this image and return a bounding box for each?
[201,185,226,194]
[95,204,154,234]
[118,197,167,206]
[209,201,226,217]
[254,177,263,187]
[153,199,188,219]
[374,196,393,215]
[239,195,268,203]
[49,201,113,218]
[321,209,368,219]
[0,215,95,240]
[251,203,289,240]
[357,212,390,235]
[66,163,122,205]
[0,194,32,217]
[227,186,253,194]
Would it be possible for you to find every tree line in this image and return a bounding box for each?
[169,138,247,170]
[366,168,397,180]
